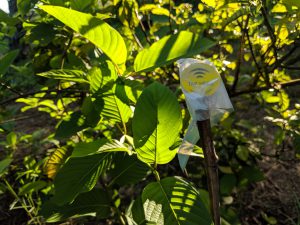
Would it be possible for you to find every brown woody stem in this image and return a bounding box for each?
[197,119,220,225]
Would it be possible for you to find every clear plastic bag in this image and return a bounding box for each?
[177,58,234,170]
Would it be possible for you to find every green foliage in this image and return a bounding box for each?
[134,31,215,72]
[37,69,89,83]
[140,177,212,225]
[52,153,112,205]
[0,50,19,76]
[108,153,149,185]
[39,5,127,69]
[1,0,299,224]
[133,82,182,164]
[40,188,111,222]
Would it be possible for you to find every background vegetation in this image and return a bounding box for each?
[0,0,299,224]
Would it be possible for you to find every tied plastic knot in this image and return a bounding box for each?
[177,58,233,170]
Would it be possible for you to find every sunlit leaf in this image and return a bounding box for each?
[71,139,108,158]
[101,84,132,123]
[98,140,132,154]
[39,5,127,68]
[87,61,117,94]
[141,177,212,225]
[44,147,71,179]
[37,69,89,83]
[271,3,287,13]
[134,31,215,72]
[132,82,182,164]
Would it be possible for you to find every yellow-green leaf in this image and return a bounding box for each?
[39,5,127,68]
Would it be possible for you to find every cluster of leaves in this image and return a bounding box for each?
[0,0,299,224]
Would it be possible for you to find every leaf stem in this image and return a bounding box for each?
[153,169,161,181]
[3,178,36,222]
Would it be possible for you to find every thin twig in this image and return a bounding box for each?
[168,0,173,33]
[230,78,300,97]
[0,88,86,106]
[279,65,300,70]
[268,46,298,73]
[245,22,264,88]
[0,81,23,96]
[135,9,151,44]
[61,34,73,69]
[231,16,249,93]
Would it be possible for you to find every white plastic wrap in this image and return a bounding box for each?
[177,58,233,170]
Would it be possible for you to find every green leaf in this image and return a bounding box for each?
[142,176,212,225]
[132,82,182,164]
[37,69,89,83]
[81,96,101,126]
[108,154,149,185]
[72,139,131,158]
[99,140,132,154]
[0,9,18,25]
[52,153,112,205]
[87,62,117,94]
[6,131,17,147]
[123,79,144,103]
[0,158,13,175]
[220,174,237,195]
[101,84,132,123]
[40,188,111,222]
[126,196,146,225]
[134,31,215,72]
[44,147,72,179]
[18,0,38,16]
[282,0,300,8]
[236,145,249,161]
[0,49,19,76]
[87,63,132,123]
[39,5,127,68]
[55,112,88,139]
[70,0,94,11]
[71,139,108,158]
[238,166,265,187]
[19,181,48,195]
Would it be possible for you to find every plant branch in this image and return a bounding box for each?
[245,23,264,88]
[197,119,220,225]
[0,88,86,106]
[0,80,23,96]
[135,9,152,44]
[230,78,300,97]
[231,16,249,93]
[279,65,300,70]
[269,45,298,72]
[61,34,73,69]
[168,0,173,33]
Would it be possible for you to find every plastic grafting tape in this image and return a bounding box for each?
[177,58,234,170]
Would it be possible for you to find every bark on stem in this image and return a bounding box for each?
[197,119,220,225]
